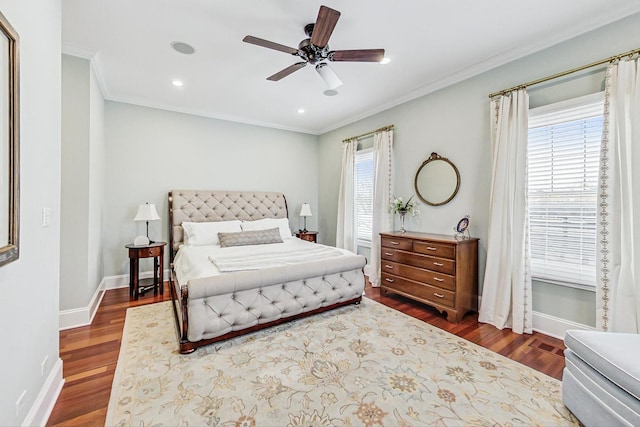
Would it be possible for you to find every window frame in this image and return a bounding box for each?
[354,148,374,248]
[527,92,604,292]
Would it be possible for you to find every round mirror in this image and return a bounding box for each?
[414,152,460,206]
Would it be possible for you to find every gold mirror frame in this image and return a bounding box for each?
[0,12,19,267]
[414,152,460,206]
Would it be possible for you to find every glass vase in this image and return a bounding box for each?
[398,209,407,233]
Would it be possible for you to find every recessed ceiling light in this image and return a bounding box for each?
[323,89,338,96]
[380,57,391,65]
[171,41,195,55]
[171,80,184,87]
[297,108,305,114]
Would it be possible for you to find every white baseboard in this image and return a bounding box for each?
[59,269,170,330]
[532,311,594,340]
[476,296,593,340]
[59,279,106,330]
[102,268,170,290]
[23,358,64,427]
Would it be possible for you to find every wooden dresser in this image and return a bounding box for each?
[380,231,478,323]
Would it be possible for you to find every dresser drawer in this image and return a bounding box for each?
[381,236,412,251]
[381,248,400,261]
[381,273,455,308]
[413,241,455,259]
[381,261,455,291]
[145,246,162,257]
[130,245,162,258]
[385,250,455,275]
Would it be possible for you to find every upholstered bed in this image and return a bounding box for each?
[168,190,366,353]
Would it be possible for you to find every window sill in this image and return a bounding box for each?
[532,277,596,292]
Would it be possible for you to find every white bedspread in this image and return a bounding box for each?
[173,238,353,284]
[210,244,344,272]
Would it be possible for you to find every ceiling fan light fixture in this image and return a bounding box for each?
[316,63,342,89]
[171,79,184,87]
[380,57,391,65]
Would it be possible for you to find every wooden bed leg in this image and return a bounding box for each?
[179,344,196,354]
[180,286,190,344]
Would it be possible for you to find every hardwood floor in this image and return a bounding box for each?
[47,286,173,427]
[47,282,566,426]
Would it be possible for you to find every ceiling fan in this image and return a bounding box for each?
[242,5,385,89]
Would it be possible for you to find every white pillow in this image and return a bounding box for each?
[241,218,292,240]
[182,220,242,246]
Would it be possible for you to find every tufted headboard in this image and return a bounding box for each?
[168,190,288,261]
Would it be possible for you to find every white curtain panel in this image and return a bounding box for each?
[478,89,533,334]
[369,129,394,287]
[597,59,640,333]
[336,139,357,252]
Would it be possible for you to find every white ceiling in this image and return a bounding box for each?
[62,0,640,135]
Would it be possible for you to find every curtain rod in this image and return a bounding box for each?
[489,46,640,99]
[342,124,394,143]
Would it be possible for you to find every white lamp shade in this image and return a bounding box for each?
[134,203,160,222]
[299,203,312,217]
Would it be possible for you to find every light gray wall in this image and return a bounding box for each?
[60,54,105,311]
[0,0,62,425]
[318,12,640,327]
[103,102,319,276]
[88,60,106,302]
[61,55,90,310]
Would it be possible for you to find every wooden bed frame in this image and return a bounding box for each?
[168,190,365,354]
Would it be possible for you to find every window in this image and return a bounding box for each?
[355,149,374,244]
[527,93,603,289]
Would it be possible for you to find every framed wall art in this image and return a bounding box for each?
[0,11,19,267]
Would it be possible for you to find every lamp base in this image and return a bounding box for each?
[134,235,150,246]
[145,221,155,243]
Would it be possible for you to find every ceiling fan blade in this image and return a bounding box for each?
[316,63,342,89]
[310,5,340,48]
[243,35,299,55]
[331,49,385,62]
[267,62,307,81]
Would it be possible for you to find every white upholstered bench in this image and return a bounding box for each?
[562,329,640,426]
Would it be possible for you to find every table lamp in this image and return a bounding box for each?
[134,202,160,245]
[299,203,312,232]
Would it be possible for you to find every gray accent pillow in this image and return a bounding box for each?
[218,227,283,247]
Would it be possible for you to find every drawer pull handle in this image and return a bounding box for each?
[384,264,394,269]
[433,277,444,282]
[390,241,400,245]
[433,262,444,266]
[426,246,437,251]
[385,278,394,283]
[434,292,445,298]
[384,252,394,256]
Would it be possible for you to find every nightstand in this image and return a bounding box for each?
[295,231,318,243]
[125,241,166,300]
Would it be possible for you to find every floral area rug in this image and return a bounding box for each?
[105,299,578,426]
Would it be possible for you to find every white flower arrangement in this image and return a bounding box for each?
[389,195,420,216]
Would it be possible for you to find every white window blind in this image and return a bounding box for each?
[355,149,374,243]
[528,93,603,289]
